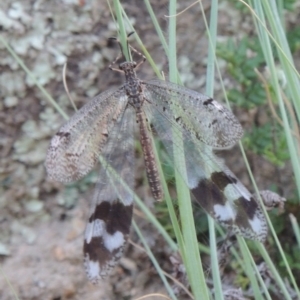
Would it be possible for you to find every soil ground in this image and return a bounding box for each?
[0,1,297,299]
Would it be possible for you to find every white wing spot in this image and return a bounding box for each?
[85,219,105,244]
[249,215,264,235]
[103,231,124,252]
[85,219,124,253]
[223,180,251,201]
[86,259,100,282]
[214,202,236,221]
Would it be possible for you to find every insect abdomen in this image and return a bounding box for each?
[136,110,163,200]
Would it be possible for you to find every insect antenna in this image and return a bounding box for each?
[108,31,134,62]
[108,32,137,73]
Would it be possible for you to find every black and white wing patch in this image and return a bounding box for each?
[190,165,268,241]
[83,106,135,283]
[45,88,134,283]
[143,81,268,242]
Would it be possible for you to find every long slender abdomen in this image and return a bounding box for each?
[136,110,163,200]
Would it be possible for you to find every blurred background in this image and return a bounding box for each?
[0,0,299,299]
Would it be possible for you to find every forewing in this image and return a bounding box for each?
[143,97,268,242]
[83,106,135,283]
[45,87,128,183]
[144,79,243,149]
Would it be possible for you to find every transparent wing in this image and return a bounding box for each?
[83,106,135,283]
[144,79,243,149]
[143,90,267,242]
[45,86,128,183]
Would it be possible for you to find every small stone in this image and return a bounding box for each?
[63,284,76,298]
[4,96,18,107]
[0,242,10,255]
[53,246,66,261]
[25,200,44,212]
[119,257,137,273]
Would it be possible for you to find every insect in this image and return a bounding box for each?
[45,34,267,283]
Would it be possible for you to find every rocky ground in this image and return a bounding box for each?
[0,0,298,299]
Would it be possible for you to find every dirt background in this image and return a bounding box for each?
[0,0,298,299]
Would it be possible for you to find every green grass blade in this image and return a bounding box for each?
[257,243,293,300]
[202,0,224,298]
[246,0,300,201]
[132,220,178,300]
[238,238,271,300]
[248,1,300,297]
[143,0,168,54]
[168,1,209,299]
[112,0,130,60]
[290,214,300,249]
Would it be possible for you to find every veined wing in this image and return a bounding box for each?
[83,106,135,283]
[45,86,128,183]
[143,88,268,242]
[144,79,243,149]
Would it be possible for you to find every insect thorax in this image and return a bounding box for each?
[120,62,144,109]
